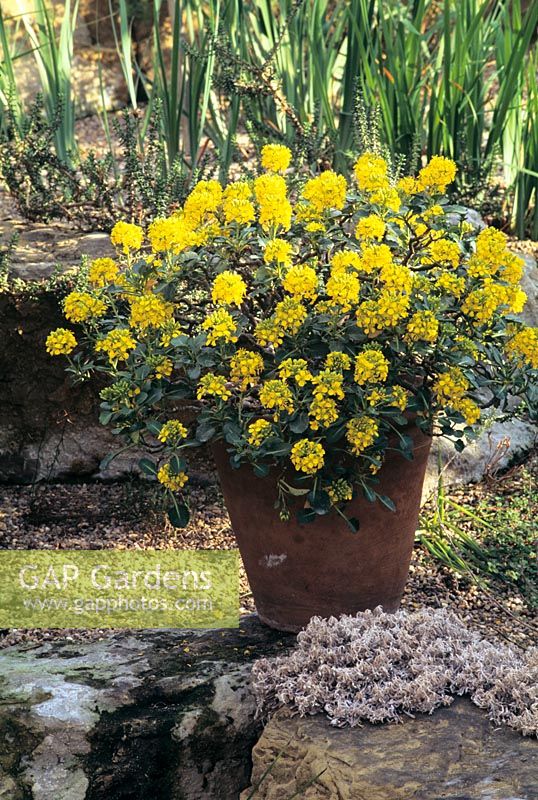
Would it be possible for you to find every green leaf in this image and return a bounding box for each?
[254,463,270,478]
[378,494,397,512]
[289,413,309,434]
[196,422,216,443]
[169,454,186,474]
[168,503,190,528]
[362,484,376,503]
[346,517,360,534]
[139,458,157,476]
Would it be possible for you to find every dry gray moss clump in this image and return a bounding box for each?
[252,608,538,736]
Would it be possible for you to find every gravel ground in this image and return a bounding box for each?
[1,453,536,651]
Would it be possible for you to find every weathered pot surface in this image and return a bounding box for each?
[213,426,432,632]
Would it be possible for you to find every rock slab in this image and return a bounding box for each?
[0,617,293,800]
[243,702,537,799]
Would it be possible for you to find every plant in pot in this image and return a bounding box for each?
[46,145,538,632]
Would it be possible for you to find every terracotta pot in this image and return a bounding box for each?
[212,426,432,632]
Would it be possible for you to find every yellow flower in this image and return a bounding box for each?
[434,367,469,404]
[505,326,538,369]
[278,358,312,386]
[46,328,77,356]
[230,349,264,391]
[129,294,171,330]
[454,397,481,425]
[254,174,291,231]
[326,271,360,311]
[397,176,421,195]
[264,238,293,266]
[330,250,362,274]
[254,319,284,349]
[64,291,107,323]
[290,439,325,473]
[327,479,353,504]
[475,227,508,264]
[353,152,388,191]
[158,420,188,444]
[461,284,507,324]
[154,357,173,379]
[88,257,119,287]
[309,370,344,406]
[157,464,188,491]
[148,216,196,254]
[222,192,255,225]
[325,351,352,372]
[391,386,409,411]
[212,271,247,306]
[354,349,389,384]
[110,221,144,253]
[405,310,439,343]
[309,395,339,430]
[436,272,465,297]
[379,262,414,293]
[261,143,292,172]
[302,170,347,213]
[426,238,461,267]
[499,253,525,285]
[259,379,294,416]
[95,329,137,363]
[283,265,318,301]
[359,244,394,274]
[274,297,307,334]
[197,373,231,401]
[369,183,401,212]
[183,180,223,227]
[356,214,386,241]
[417,156,457,193]
[202,308,238,346]
[346,417,379,455]
[159,321,183,347]
[247,419,273,446]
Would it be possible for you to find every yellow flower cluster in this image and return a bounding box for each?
[417,156,457,193]
[95,329,136,363]
[427,238,461,267]
[212,270,247,306]
[326,271,360,311]
[202,309,238,346]
[302,170,347,213]
[88,258,119,287]
[354,153,388,191]
[129,294,171,330]
[290,439,325,473]
[354,349,389,385]
[274,297,307,335]
[261,144,291,173]
[247,419,273,446]
[183,180,222,227]
[356,291,410,336]
[230,349,264,390]
[283,265,318,301]
[254,174,292,231]
[222,182,255,225]
[197,373,231,401]
[346,417,379,455]
[356,214,386,241]
[278,358,312,386]
[264,238,292,266]
[259,379,294,417]
[46,328,77,356]
[406,310,439,343]
[64,291,106,323]
[158,420,188,444]
[434,367,480,424]
[327,479,353,504]
[148,216,196,254]
[157,464,188,491]
[436,272,465,297]
[154,357,173,379]
[505,326,538,369]
[110,221,144,253]
[325,351,352,372]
